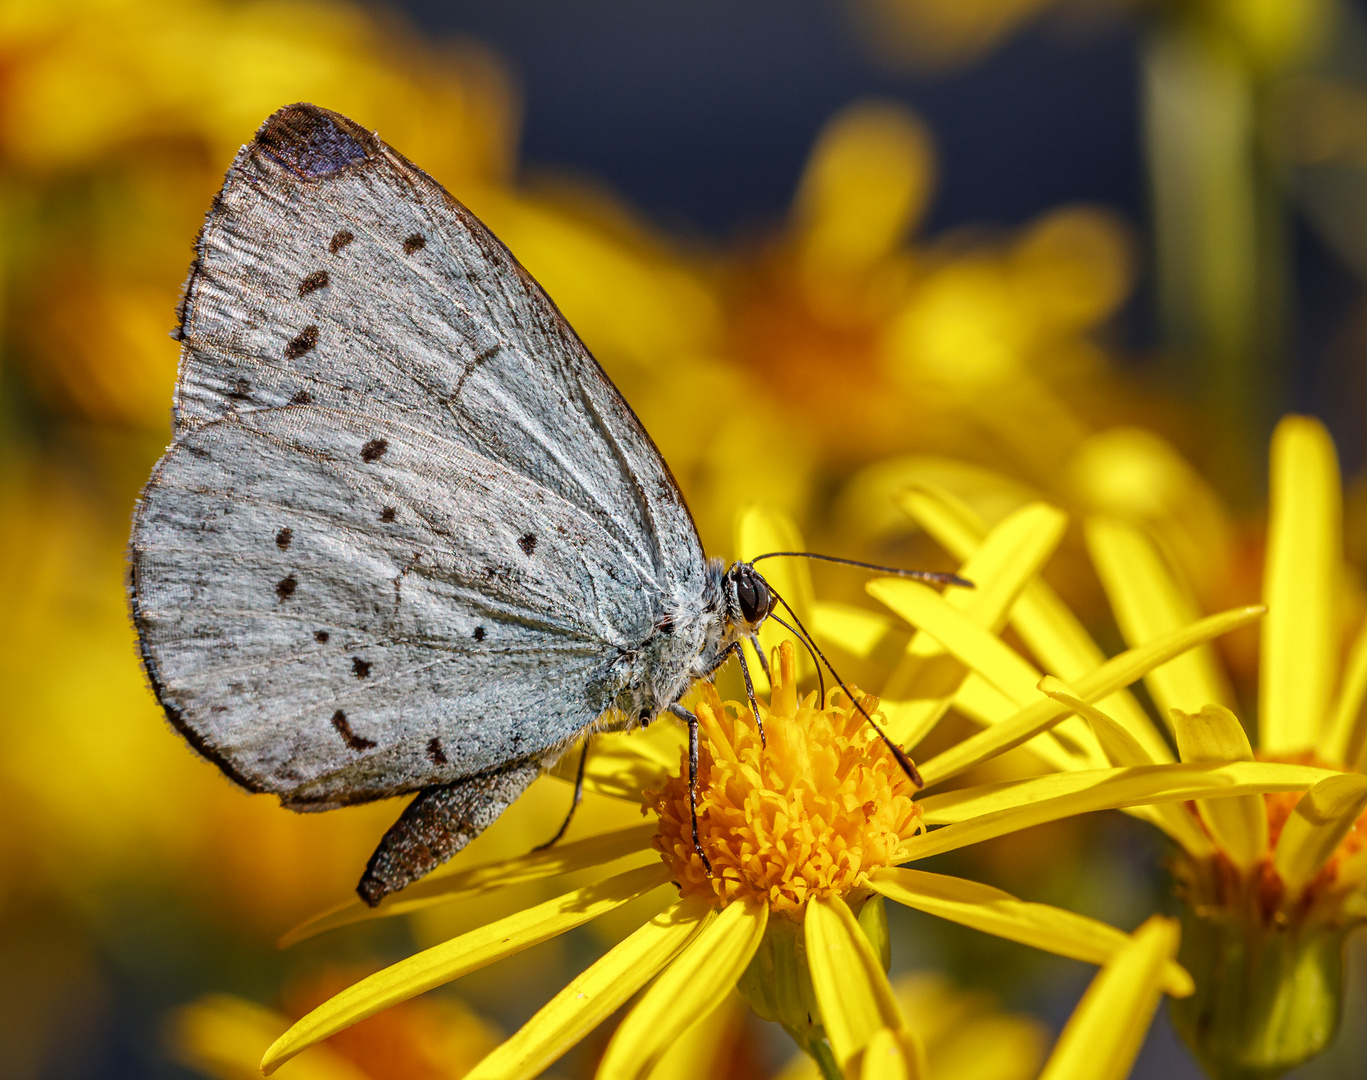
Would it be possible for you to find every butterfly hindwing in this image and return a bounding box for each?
[132,402,657,808]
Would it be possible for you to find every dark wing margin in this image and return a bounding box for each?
[254,104,378,178]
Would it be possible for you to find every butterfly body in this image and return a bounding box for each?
[130,104,769,900]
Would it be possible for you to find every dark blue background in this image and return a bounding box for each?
[406,0,1144,237]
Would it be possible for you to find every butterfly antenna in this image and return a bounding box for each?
[765,586,924,790]
[751,551,973,589]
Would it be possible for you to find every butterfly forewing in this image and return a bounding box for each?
[131,104,708,807]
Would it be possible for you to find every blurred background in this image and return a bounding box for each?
[5,0,1367,1076]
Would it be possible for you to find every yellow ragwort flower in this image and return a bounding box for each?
[864,416,1367,1078]
[651,648,921,913]
[1059,414,1367,1077]
[254,503,1345,1080]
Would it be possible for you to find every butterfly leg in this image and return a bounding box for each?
[667,703,713,876]
[702,640,766,747]
[533,739,590,851]
[731,642,766,747]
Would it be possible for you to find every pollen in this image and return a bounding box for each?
[648,640,922,914]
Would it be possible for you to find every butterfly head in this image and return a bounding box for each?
[723,562,776,635]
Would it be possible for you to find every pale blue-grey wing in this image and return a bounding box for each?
[171,103,706,608]
[131,404,648,808]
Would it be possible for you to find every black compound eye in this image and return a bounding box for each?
[736,571,769,625]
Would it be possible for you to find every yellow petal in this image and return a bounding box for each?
[901,489,1169,764]
[1170,705,1268,869]
[1036,917,1182,1080]
[945,676,1095,775]
[280,823,658,946]
[1085,517,1233,718]
[859,1026,928,1080]
[1261,416,1341,753]
[900,761,1334,861]
[736,505,815,689]
[1009,581,1173,765]
[1273,773,1367,898]
[1037,678,1215,857]
[869,579,1044,706]
[880,503,1080,757]
[916,761,1334,826]
[869,868,1191,996]
[811,600,897,661]
[917,606,1265,787]
[947,503,1068,636]
[261,862,671,1074]
[898,485,996,557]
[598,896,767,1080]
[464,896,712,1080]
[805,895,905,1068]
[1038,678,1153,766]
[1327,615,1367,766]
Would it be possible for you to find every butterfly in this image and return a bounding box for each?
[129,104,953,907]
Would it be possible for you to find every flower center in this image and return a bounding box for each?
[648,641,922,914]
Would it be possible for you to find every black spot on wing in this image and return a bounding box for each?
[426,737,447,766]
[402,233,426,255]
[314,630,330,643]
[291,390,313,405]
[298,270,329,296]
[379,506,396,523]
[360,438,388,463]
[518,532,537,555]
[331,710,376,751]
[284,325,318,359]
[275,527,292,550]
[227,377,250,400]
[329,229,354,254]
[351,657,372,679]
[473,626,485,641]
[255,104,377,178]
[276,574,297,601]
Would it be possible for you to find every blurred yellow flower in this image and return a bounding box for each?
[726,97,1140,490]
[1063,414,1367,1077]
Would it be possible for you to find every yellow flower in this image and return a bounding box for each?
[259,506,1338,1080]
[650,651,920,913]
[856,417,1367,1078]
[1046,414,1367,1077]
[726,95,1139,490]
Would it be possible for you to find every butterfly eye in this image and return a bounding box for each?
[735,569,770,625]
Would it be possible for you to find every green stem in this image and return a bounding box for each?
[810,1038,843,1080]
